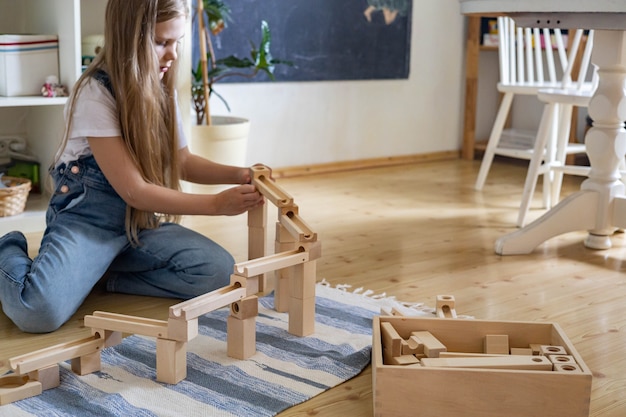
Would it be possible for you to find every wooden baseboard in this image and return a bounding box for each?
[273,151,460,178]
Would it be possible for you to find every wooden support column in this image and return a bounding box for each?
[274,221,295,312]
[227,295,258,359]
[288,260,317,336]
[248,202,267,292]
[156,338,187,384]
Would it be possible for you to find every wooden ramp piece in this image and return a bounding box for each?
[250,166,293,207]
[85,311,169,338]
[436,295,458,319]
[421,355,553,370]
[169,284,247,321]
[9,335,103,375]
[234,249,309,278]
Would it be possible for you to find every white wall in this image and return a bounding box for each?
[201,1,467,169]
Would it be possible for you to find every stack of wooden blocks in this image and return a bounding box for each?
[0,166,321,405]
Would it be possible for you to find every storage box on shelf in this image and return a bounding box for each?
[372,316,591,417]
[0,34,60,97]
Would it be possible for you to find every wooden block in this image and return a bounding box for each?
[438,352,508,358]
[276,221,296,244]
[0,375,42,405]
[420,355,553,371]
[300,241,322,261]
[540,345,567,356]
[247,204,267,292]
[510,347,533,356]
[548,355,576,365]
[529,343,543,355]
[277,204,299,220]
[248,227,265,253]
[484,334,509,354]
[380,322,402,357]
[247,203,266,228]
[227,274,260,297]
[274,222,295,312]
[27,364,60,390]
[274,273,290,312]
[227,315,256,359]
[553,363,583,373]
[91,328,122,348]
[290,261,316,300]
[231,295,259,320]
[402,335,424,355]
[167,317,199,342]
[156,338,187,384]
[71,350,101,375]
[247,224,267,292]
[288,296,315,336]
[384,350,420,365]
[412,331,447,358]
[435,295,457,319]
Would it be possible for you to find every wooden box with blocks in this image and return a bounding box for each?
[372,316,591,417]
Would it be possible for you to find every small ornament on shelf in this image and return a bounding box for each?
[41,75,68,98]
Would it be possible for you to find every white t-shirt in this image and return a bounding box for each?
[59,77,187,164]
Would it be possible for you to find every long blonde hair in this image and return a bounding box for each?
[57,0,189,244]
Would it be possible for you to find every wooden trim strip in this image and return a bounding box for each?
[273,151,460,178]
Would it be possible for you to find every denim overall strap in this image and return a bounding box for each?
[92,68,115,98]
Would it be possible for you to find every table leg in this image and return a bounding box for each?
[496,30,626,255]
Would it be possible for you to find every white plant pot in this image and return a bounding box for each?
[190,116,250,166]
[189,115,250,194]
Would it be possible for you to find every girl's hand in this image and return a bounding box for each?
[214,184,264,215]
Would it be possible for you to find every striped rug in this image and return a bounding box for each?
[0,281,434,417]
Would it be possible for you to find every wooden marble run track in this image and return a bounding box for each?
[0,166,321,405]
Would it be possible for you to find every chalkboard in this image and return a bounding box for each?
[192,0,412,83]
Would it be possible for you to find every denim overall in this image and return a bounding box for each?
[0,78,234,333]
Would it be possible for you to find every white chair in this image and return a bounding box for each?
[516,30,597,227]
[475,17,588,197]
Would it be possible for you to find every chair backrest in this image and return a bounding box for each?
[497,16,588,89]
[570,30,595,90]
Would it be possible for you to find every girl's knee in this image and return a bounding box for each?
[10,301,73,333]
[14,313,68,333]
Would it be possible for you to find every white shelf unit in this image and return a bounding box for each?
[0,0,192,236]
[0,0,105,235]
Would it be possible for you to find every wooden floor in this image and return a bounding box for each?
[2,158,626,416]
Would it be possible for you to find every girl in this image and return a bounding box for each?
[0,0,265,333]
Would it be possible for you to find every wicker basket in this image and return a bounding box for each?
[0,176,32,217]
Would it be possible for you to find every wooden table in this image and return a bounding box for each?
[460,0,626,254]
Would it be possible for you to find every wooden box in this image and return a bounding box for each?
[372,316,591,417]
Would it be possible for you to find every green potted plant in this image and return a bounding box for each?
[189,0,290,174]
[192,0,289,125]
